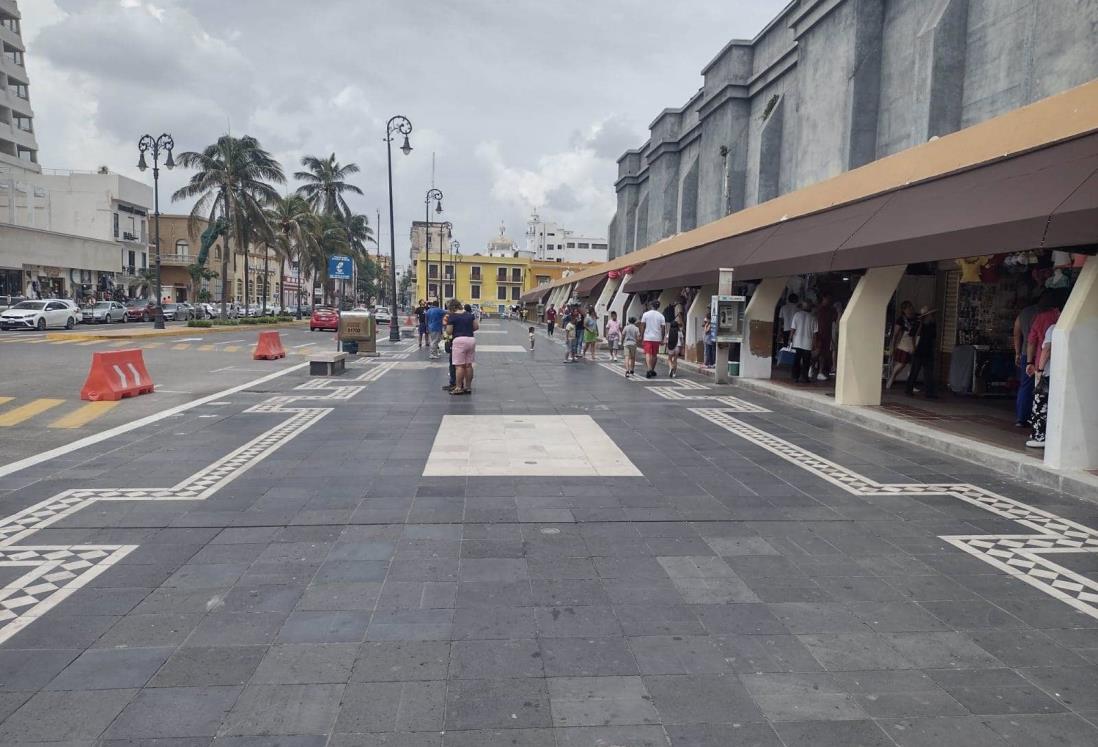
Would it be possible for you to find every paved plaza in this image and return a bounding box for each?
[0,320,1097,746]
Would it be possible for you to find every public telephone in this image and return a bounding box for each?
[711,295,746,343]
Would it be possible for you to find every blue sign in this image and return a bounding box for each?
[328,255,353,280]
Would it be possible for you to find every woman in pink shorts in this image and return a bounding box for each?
[447,303,479,395]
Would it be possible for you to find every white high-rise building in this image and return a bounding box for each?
[525,212,608,263]
[0,1,38,173]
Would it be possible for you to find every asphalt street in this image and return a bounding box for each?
[0,319,1095,745]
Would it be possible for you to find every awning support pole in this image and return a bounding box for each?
[835,265,906,406]
[1044,257,1098,471]
[739,276,788,379]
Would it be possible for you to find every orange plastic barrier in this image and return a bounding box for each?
[253,330,287,360]
[80,349,155,401]
[404,315,414,326]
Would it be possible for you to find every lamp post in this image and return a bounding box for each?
[385,115,413,342]
[137,133,174,329]
[424,188,443,301]
[439,220,453,300]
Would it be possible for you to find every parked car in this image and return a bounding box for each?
[161,303,191,321]
[81,301,127,324]
[0,295,26,312]
[125,299,155,322]
[310,306,339,331]
[373,306,392,326]
[196,303,217,319]
[1,300,78,330]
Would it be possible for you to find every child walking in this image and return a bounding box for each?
[605,311,622,362]
[563,315,577,363]
[622,316,640,377]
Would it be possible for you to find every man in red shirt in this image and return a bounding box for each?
[545,304,557,337]
[1024,291,1062,381]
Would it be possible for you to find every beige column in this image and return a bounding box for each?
[594,275,621,325]
[739,276,788,379]
[685,284,717,362]
[1045,257,1098,470]
[608,273,634,322]
[835,265,906,406]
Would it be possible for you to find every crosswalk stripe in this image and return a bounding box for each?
[109,340,132,348]
[171,343,191,351]
[75,340,106,346]
[198,344,216,352]
[223,345,241,352]
[0,398,65,427]
[48,401,119,429]
[143,342,164,349]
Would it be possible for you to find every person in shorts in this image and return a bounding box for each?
[563,314,577,363]
[545,304,557,337]
[622,316,640,377]
[666,304,683,378]
[605,310,621,362]
[416,300,428,347]
[639,301,666,378]
[582,308,599,360]
[447,302,479,395]
[425,300,445,359]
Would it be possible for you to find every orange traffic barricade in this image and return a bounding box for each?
[80,349,155,401]
[253,330,287,360]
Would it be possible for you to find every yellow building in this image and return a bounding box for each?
[415,252,594,314]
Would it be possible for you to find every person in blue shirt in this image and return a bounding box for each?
[425,300,446,359]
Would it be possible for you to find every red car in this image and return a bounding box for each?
[310,306,339,331]
[125,299,156,322]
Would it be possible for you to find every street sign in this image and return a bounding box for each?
[328,255,353,280]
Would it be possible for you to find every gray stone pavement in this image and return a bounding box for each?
[0,320,1096,745]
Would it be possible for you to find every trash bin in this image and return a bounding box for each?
[339,311,377,356]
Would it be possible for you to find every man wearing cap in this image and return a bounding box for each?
[905,305,938,398]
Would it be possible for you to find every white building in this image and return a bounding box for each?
[525,211,608,263]
[0,167,152,299]
[0,1,37,173]
[486,221,532,259]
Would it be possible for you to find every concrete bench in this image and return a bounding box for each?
[309,351,347,377]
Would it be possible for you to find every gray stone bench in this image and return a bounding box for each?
[309,351,347,376]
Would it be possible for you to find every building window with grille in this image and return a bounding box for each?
[470,284,480,300]
[511,286,520,300]
[471,266,481,280]
[428,264,438,279]
[443,283,454,298]
[511,268,522,282]
[497,286,507,300]
[496,267,507,281]
[175,240,188,258]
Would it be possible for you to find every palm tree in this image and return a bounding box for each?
[172,135,285,319]
[294,153,363,218]
[266,194,314,318]
[305,212,350,306]
[344,213,375,258]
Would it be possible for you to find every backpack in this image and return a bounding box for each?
[663,304,677,326]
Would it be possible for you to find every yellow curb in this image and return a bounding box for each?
[46,321,309,342]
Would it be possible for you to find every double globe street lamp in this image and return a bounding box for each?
[385,115,413,342]
[424,188,443,302]
[137,133,174,329]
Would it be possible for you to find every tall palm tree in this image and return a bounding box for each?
[266,194,314,318]
[306,212,350,306]
[344,213,375,258]
[172,135,285,319]
[294,153,364,218]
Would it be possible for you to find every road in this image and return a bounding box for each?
[0,318,1095,745]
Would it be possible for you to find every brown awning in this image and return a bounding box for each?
[625,228,777,292]
[519,287,550,304]
[574,273,607,298]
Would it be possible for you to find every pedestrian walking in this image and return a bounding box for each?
[605,311,622,362]
[546,304,557,337]
[426,300,445,359]
[1027,322,1055,449]
[1013,297,1040,427]
[789,300,817,384]
[443,301,458,390]
[622,316,640,376]
[905,306,938,398]
[639,300,666,378]
[563,314,577,363]
[703,311,716,368]
[815,292,836,381]
[779,293,800,349]
[448,302,479,395]
[415,300,427,348]
[665,302,683,378]
[571,307,584,361]
[583,308,599,360]
[885,301,916,389]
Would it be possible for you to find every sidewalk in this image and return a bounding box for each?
[0,319,1096,744]
[46,319,309,342]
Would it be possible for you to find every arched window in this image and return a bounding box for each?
[175,239,188,257]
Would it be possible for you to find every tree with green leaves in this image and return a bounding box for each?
[304,212,350,307]
[265,194,315,318]
[294,154,363,219]
[186,263,218,305]
[172,135,285,319]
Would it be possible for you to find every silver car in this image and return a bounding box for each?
[161,303,191,321]
[81,300,127,324]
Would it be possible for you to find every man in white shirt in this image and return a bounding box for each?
[789,301,818,384]
[779,293,800,347]
[638,301,666,379]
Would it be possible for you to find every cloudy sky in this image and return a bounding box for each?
[23,0,786,265]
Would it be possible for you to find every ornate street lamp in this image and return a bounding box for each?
[137,133,174,329]
[384,116,412,341]
[439,220,453,300]
[424,188,443,301]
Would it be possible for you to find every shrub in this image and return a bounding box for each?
[240,318,259,325]
[187,320,213,328]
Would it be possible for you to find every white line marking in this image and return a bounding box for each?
[292,343,316,348]
[112,364,128,388]
[0,363,307,479]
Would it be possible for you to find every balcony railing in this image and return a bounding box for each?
[159,253,196,266]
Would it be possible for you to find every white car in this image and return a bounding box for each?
[0,300,79,330]
[373,307,392,325]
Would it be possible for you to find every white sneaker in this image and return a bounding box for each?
[816,374,827,381]
[1025,439,1046,449]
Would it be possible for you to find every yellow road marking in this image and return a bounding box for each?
[109,340,132,348]
[76,340,105,346]
[48,401,119,429]
[223,345,241,352]
[143,342,164,349]
[198,344,215,352]
[0,396,12,407]
[171,343,191,351]
[0,398,65,427]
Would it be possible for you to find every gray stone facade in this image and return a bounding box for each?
[609,0,1098,258]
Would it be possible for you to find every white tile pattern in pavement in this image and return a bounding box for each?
[598,362,771,412]
[474,345,529,352]
[0,359,398,644]
[424,414,642,477]
[691,407,1098,621]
